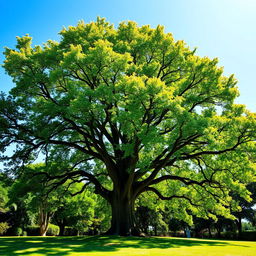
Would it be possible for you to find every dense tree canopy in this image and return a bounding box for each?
[1,17,256,235]
[9,164,96,236]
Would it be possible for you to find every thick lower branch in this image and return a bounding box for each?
[143,186,200,207]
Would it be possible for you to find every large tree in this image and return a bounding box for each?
[1,18,256,235]
[9,164,62,236]
[52,182,96,236]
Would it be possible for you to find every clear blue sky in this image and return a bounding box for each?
[1,0,256,111]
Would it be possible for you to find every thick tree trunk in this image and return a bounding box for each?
[104,181,141,236]
[59,224,65,236]
[40,225,47,236]
[107,196,137,236]
[54,215,67,236]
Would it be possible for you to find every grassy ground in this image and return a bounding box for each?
[0,236,255,256]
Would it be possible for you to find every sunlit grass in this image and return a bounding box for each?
[0,236,255,256]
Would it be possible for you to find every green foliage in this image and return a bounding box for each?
[63,226,77,236]
[53,185,97,234]
[25,224,60,236]
[9,164,97,236]
[8,164,60,235]
[220,231,237,240]
[26,225,39,236]
[136,196,168,235]
[0,222,10,235]
[0,176,9,212]
[14,227,23,236]
[91,195,111,233]
[1,17,256,234]
[243,222,256,231]
[47,224,59,236]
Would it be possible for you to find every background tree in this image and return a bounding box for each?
[1,18,256,235]
[0,173,10,235]
[232,182,256,238]
[88,194,111,235]
[135,189,168,235]
[0,175,9,213]
[9,164,60,236]
[2,165,97,236]
[52,182,96,236]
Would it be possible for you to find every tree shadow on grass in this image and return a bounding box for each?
[0,236,251,256]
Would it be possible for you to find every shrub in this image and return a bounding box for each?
[0,222,9,235]
[26,224,59,236]
[26,225,40,236]
[14,227,23,236]
[220,231,237,239]
[64,227,78,236]
[46,224,59,236]
[241,231,256,241]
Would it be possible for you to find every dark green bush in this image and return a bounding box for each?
[14,227,23,236]
[26,224,59,236]
[0,222,10,235]
[241,231,256,241]
[26,225,40,236]
[220,231,237,239]
[64,227,78,236]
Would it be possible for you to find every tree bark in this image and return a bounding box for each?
[59,223,66,236]
[40,226,47,236]
[39,203,52,236]
[104,177,141,236]
[107,194,138,236]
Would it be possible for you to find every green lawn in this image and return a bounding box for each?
[0,236,255,256]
